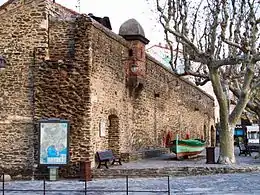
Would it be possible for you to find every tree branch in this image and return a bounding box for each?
[230,85,260,118]
[213,53,260,68]
[229,64,254,125]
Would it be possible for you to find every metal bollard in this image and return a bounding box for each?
[2,173,4,195]
[80,161,92,181]
[206,147,216,164]
[126,175,129,195]
[168,175,170,195]
[84,179,87,195]
[43,176,46,195]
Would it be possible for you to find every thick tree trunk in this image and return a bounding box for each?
[217,97,235,164]
[218,125,235,164]
[209,67,235,164]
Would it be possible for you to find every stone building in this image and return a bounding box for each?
[0,0,215,176]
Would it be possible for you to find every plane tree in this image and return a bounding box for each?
[230,84,260,155]
[155,0,260,164]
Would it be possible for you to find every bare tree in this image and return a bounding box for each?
[230,85,260,156]
[155,0,260,164]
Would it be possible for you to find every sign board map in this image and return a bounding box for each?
[39,120,69,165]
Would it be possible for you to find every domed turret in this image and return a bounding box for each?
[119,19,145,37]
[119,19,149,44]
[119,19,149,93]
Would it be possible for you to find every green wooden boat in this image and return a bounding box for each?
[169,138,206,158]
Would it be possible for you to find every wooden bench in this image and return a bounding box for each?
[238,142,251,156]
[96,150,122,169]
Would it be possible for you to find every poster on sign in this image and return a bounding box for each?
[39,119,70,166]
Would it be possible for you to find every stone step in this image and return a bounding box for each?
[92,166,260,179]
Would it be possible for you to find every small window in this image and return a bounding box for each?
[0,56,6,69]
[128,49,133,57]
[154,93,160,98]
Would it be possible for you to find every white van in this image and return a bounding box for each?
[246,125,259,151]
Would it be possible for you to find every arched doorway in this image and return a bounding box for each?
[108,114,120,155]
[163,131,173,147]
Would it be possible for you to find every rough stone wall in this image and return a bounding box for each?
[0,0,81,176]
[0,0,49,175]
[0,0,215,175]
[89,21,215,165]
[145,57,215,146]
[48,18,76,60]
[46,0,78,60]
[89,23,131,163]
[33,15,93,176]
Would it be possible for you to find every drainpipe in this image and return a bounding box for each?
[30,48,38,179]
[46,13,50,60]
[31,13,51,170]
[31,46,49,178]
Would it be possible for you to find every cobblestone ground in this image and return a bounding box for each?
[1,172,260,195]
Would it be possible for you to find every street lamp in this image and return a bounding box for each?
[130,64,138,73]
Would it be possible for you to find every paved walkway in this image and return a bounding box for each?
[109,147,260,169]
[1,147,260,194]
[2,172,260,194]
[92,146,260,179]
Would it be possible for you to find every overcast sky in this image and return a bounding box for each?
[0,0,164,46]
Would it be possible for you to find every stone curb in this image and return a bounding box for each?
[92,166,260,178]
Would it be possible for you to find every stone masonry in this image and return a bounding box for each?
[0,0,215,177]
